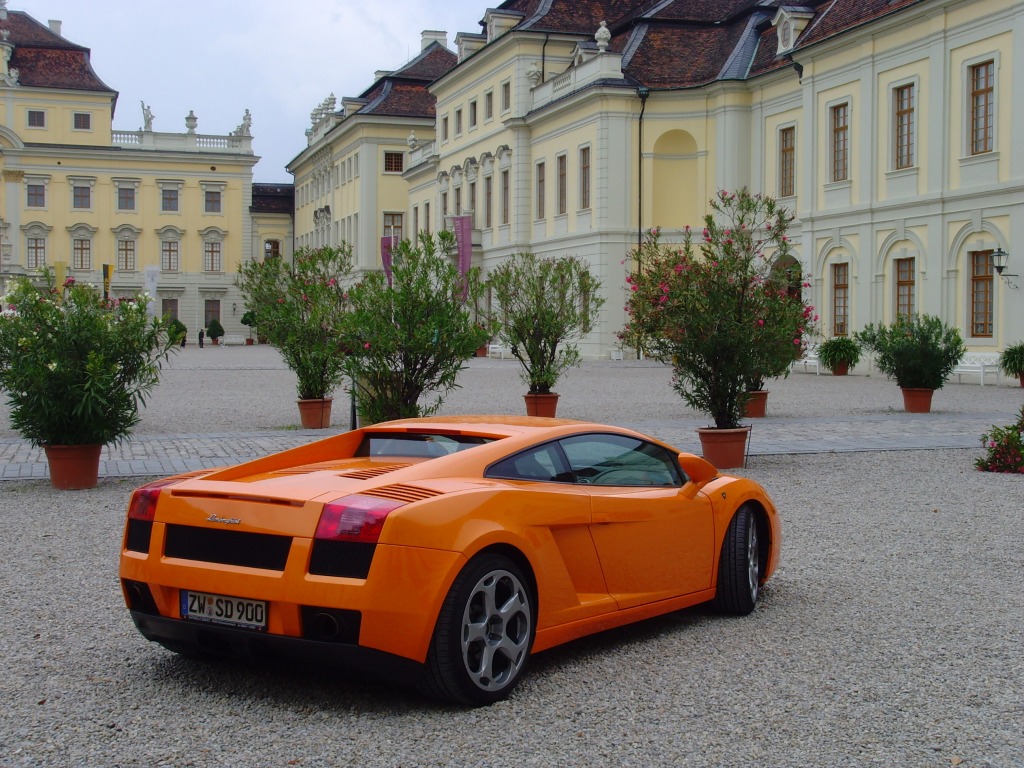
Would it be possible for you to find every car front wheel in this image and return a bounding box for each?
[420,553,534,706]
[714,505,761,615]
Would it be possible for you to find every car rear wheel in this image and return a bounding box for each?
[420,553,534,706]
[714,505,760,615]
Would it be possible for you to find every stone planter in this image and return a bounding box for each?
[44,444,103,490]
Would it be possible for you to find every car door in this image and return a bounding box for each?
[560,434,715,610]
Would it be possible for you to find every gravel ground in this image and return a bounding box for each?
[1,346,1022,767]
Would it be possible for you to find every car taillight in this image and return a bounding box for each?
[127,478,180,521]
[315,495,405,543]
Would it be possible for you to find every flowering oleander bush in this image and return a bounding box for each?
[975,407,1024,473]
[622,189,817,428]
[0,269,177,446]
[342,231,494,424]
[237,246,352,400]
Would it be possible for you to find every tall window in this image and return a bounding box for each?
[162,189,179,212]
[579,147,591,210]
[455,108,463,135]
[501,170,510,225]
[161,298,178,320]
[412,206,419,236]
[204,190,222,213]
[454,188,462,216]
[831,103,849,182]
[536,162,545,219]
[204,300,221,326]
[469,100,477,129]
[970,250,993,337]
[204,241,222,272]
[779,127,795,197]
[442,192,449,217]
[970,60,994,155]
[118,187,136,211]
[264,240,281,259]
[424,202,431,233]
[557,155,567,215]
[896,257,915,319]
[484,176,493,228]
[832,263,849,336]
[894,84,915,169]
[117,239,136,271]
[469,182,476,227]
[161,240,179,271]
[384,152,404,173]
[73,185,91,209]
[442,116,449,142]
[27,238,46,269]
[502,81,511,112]
[27,184,45,208]
[485,91,493,120]
[72,238,91,270]
[384,212,403,243]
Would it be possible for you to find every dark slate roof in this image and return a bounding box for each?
[250,183,295,214]
[1,10,114,92]
[794,0,926,49]
[353,41,457,119]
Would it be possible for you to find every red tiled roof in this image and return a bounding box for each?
[795,0,927,49]
[392,43,458,81]
[623,23,751,87]
[360,80,440,118]
[2,10,114,92]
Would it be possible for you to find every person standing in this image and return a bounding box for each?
[198,328,205,348]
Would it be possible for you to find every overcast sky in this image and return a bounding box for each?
[15,0,489,182]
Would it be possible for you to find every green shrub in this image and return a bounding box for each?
[206,317,225,341]
[856,314,965,390]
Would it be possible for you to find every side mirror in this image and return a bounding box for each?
[678,453,718,484]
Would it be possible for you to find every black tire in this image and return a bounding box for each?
[714,505,761,615]
[419,553,534,706]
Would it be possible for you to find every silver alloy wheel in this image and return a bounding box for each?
[747,515,760,602]
[460,568,531,692]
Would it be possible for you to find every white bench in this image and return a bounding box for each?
[220,335,246,346]
[950,352,1000,386]
[488,344,513,359]
[790,343,821,375]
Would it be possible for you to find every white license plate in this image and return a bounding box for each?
[181,591,267,631]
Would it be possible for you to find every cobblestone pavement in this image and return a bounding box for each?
[2,345,1021,481]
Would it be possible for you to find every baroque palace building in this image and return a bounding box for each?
[0,3,276,340]
[293,0,1024,362]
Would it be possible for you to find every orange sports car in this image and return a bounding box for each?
[120,416,780,705]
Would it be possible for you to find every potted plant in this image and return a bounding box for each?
[855,314,966,413]
[0,269,178,488]
[999,341,1024,387]
[489,252,604,417]
[818,336,862,376]
[206,317,225,346]
[238,246,353,428]
[166,317,187,347]
[622,190,817,468]
[240,310,257,345]
[342,231,495,425]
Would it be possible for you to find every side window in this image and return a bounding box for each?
[487,444,571,483]
[560,434,682,487]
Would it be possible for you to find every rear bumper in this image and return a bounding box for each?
[130,610,423,685]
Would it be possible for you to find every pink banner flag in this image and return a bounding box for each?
[453,215,472,278]
[380,237,394,286]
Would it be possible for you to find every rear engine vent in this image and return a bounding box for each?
[336,464,411,480]
[308,541,376,579]
[360,484,443,503]
[125,519,153,553]
[164,525,291,571]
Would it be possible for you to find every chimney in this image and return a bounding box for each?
[48,19,62,36]
[421,30,448,51]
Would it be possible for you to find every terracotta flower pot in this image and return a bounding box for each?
[696,427,751,470]
[245,338,254,345]
[831,361,849,376]
[297,398,333,428]
[901,387,934,413]
[743,390,768,418]
[44,444,103,490]
[524,393,560,417]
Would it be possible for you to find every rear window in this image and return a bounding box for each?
[356,432,494,458]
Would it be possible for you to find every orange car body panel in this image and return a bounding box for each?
[119,416,780,666]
